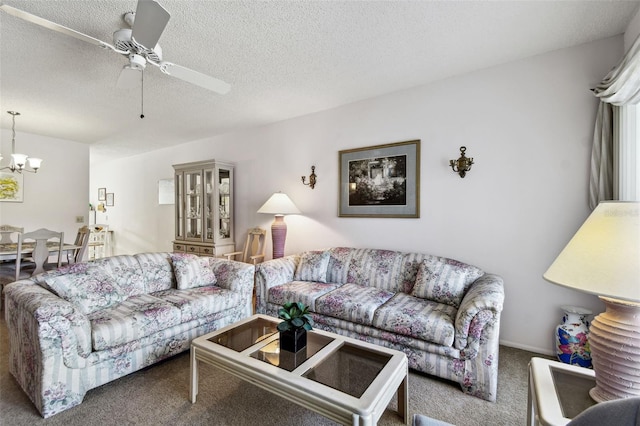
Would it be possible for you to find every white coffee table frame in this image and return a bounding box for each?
[191,314,409,426]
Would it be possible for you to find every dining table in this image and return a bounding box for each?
[0,241,81,262]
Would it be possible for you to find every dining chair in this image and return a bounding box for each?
[0,224,24,244]
[88,224,109,260]
[0,225,25,309]
[0,225,24,269]
[0,233,31,310]
[64,225,90,265]
[17,228,64,277]
[223,227,267,265]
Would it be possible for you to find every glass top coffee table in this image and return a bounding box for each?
[190,314,409,425]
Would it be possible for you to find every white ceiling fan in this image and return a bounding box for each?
[0,1,231,95]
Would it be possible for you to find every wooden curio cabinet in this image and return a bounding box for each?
[173,160,235,256]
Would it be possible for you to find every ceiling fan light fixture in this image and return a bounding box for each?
[1,0,231,99]
[129,53,147,70]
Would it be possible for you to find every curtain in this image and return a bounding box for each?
[589,102,614,210]
[589,34,640,209]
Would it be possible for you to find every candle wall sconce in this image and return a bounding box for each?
[301,166,317,189]
[449,146,474,178]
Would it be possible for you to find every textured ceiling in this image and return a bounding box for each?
[1,0,639,163]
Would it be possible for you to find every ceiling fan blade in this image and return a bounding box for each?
[0,4,113,49]
[131,0,170,49]
[159,62,231,94]
[116,66,141,89]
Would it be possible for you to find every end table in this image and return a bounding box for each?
[527,357,596,426]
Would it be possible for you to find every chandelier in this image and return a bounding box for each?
[1,111,42,173]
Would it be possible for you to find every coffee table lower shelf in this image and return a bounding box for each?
[190,314,409,426]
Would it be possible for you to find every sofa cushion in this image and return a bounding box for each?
[326,248,405,292]
[170,253,217,289]
[268,281,342,311]
[294,250,330,283]
[411,259,483,308]
[45,266,127,315]
[93,255,147,297]
[152,286,242,322]
[372,293,457,347]
[134,252,176,293]
[315,283,395,326]
[88,294,182,351]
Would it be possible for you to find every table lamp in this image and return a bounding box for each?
[543,201,640,402]
[257,192,301,259]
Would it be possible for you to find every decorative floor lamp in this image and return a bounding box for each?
[257,192,301,259]
[544,201,640,402]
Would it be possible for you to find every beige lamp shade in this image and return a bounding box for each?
[543,201,640,303]
[257,192,301,215]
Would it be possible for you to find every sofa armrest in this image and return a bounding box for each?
[254,255,299,313]
[4,280,92,368]
[208,258,255,298]
[454,273,504,354]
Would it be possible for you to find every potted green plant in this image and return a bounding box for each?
[277,301,314,353]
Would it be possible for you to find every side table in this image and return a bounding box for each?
[527,357,596,426]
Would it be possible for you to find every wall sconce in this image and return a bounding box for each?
[301,166,317,189]
[449,146,474,178]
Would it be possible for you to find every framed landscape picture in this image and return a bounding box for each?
[339,140,420,218]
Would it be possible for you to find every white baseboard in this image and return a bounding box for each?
[499,339,554,356]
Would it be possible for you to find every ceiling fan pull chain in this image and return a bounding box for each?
[140,70,145,119]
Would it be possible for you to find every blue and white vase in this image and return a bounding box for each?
[555,305,592,368]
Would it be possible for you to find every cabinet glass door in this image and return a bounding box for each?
[175,172,184,239]
[185,171,203,240]
[204,169,214,242]
[217,168,232,240]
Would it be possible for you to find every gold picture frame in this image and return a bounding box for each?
[339,140,420,218]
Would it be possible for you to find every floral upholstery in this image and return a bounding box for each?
[411,259,484,308]
[134,252,176,293]
[88,294,182,351]
[372,292,457,347]
[293,250,330,282]
[267,280,342,311]
[4,253,255,418]
[170,253,217,289]
[152,286,244,323]
[256,247,504,402]
[93,255,147,297]
[314,283,395,326]
[45,267,127,314]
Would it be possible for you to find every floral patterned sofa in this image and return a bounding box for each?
[3,252,255,418]
[255,247,504,401]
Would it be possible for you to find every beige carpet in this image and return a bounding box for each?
[0,314,545,426]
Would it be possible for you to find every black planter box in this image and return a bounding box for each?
[279,328,307,353]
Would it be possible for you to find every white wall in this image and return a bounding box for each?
[91,35,623,354]
[625,6,640,50]
[0,129,89,239]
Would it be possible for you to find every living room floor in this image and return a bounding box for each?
[0,313,546,425]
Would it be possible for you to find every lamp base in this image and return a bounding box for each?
[588,296,640,402]
[270,215,287,259]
